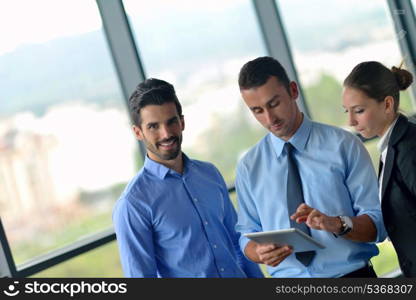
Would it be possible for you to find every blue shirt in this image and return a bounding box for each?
[236,116,387,278]
[113,154,263,278]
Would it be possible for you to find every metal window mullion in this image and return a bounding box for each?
[387,0,416,109]
[0,219,17,277]
[96,0,147,160]
[251,0,311,118]
[16,228,116,278]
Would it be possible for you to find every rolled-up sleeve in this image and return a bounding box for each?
[345,136,387,243]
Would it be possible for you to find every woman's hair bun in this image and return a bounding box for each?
[391,66,413,90]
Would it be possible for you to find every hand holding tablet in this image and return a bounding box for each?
[244,228,325,253]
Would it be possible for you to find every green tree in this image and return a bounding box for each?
[303,73,346,126]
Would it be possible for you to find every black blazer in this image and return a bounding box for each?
[380,114,416,277]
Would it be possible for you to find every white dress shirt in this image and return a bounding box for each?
[377,116,399,201]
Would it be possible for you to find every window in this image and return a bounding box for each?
[278,0,413,129]
[123,0,267,184]
[0,0,137,270]
[30,241,122,277]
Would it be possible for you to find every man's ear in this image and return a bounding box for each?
[132,125,144,141]
[289,81,299,100]
[180,115,185,131]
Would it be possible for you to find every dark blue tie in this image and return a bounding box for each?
[285,142,316,266]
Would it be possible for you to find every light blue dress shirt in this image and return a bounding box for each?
[236,116,387,277]
[113,154,263,278]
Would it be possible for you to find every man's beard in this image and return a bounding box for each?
[144,135,182,161]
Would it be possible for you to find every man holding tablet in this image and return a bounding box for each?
[235,56,387,278]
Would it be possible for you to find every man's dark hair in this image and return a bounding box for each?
[129,78,183,126]
[238,56,291,91]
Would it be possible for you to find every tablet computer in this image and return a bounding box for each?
[244,228,325,252]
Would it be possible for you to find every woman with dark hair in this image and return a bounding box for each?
[342,61,416,277]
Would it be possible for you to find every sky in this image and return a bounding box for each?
[0,0,101,55]
[0,0,245,56]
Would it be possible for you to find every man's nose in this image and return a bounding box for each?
[159,125,172,140]
[264,108,275,125]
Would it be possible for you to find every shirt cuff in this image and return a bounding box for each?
[239,235,252,261]
[363,211,387,243]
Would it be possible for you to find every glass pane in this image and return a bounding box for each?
[123,0,268,184]
[31,241,122,277]
[278,0,413,127]
[371,240,400,277]
[0,0,139,266]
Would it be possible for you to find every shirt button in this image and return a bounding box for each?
[193,198,198,202]
[204,221,208,225]
[213,244,217,248]
[220,268,225,272]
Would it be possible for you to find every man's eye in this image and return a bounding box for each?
[269,101,279,108]
[355,109,364,114]
[148,124,156,129]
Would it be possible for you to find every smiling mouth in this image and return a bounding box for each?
[158,138,178,149]
[271,122,283,130]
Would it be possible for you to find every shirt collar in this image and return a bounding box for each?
[270,114,312,157]
[377,116,399,153]
[144,153,191,179]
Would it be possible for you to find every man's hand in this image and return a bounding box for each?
[290,204,377,242]
[290,203,341,233]
[245,241,292,267]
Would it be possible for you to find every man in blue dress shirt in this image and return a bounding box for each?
[236,56,387,277]
[113,78,263,278]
